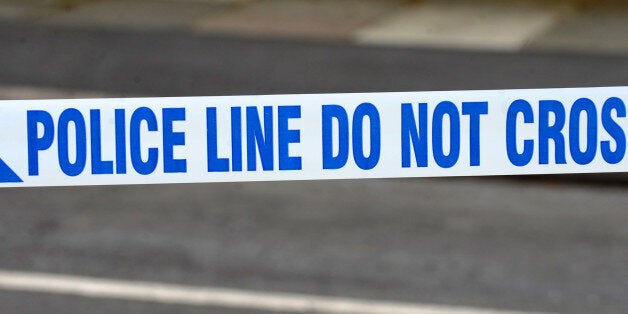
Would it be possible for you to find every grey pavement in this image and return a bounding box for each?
[193,0,404,39]
[42,1,229,31]
[528,1,628,54]
[2,0,628,54]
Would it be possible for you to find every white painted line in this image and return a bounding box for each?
[0,85,116,100]
[0,269,551,314]
[354,0,573,51]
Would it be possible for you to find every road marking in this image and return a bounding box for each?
[0,269,550,314]
[0,85,114,100]
[354,0,573,50]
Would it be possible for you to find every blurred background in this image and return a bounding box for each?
[1,0,628,313]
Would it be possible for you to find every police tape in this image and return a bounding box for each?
[0,86,626,187]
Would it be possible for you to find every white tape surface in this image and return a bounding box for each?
[1,86,627,187]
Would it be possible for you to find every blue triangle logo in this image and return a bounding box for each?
[0,157,22,183]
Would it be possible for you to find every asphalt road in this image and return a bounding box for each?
[0,23,628,313]
[2,22,628,96]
